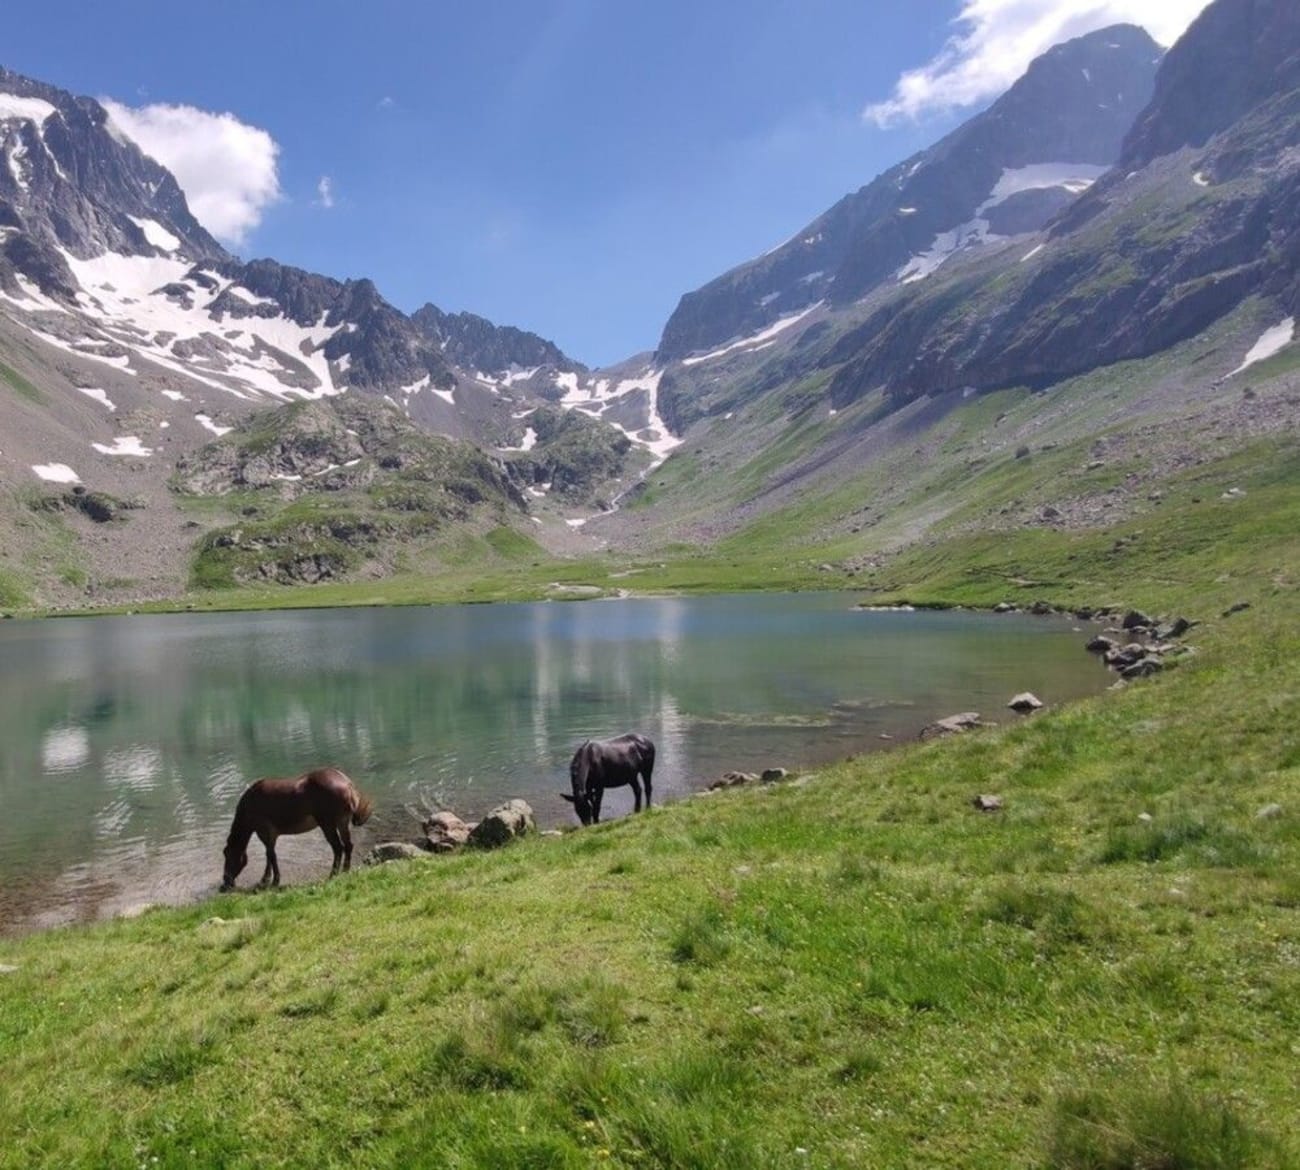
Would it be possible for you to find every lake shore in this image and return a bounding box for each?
[0,596,1110,937]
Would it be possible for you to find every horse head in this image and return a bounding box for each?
[220,840,248,891]
[560,740,596,825]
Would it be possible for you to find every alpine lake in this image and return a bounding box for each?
[0,592,1111,933]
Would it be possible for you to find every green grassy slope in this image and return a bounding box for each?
[1,526,1297,1168]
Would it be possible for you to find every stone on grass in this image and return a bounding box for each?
[1256,803,1284,821]
[1121,657,1164,680]
[423,810,473,853]
[0,963,17,975]
[1122,610,1154,631]
[920,712,985,741]
[469,799,535,848]
[1222,601,1252,617]
[760,768,790,783]
[367,842,426,865]
[1007,692,1044,713]
[972,794,1004,812]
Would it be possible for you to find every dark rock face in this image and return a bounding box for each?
[503,405,633,501]
[1120,0,1300,171]
[819,0,1300,408]
[174,396,528,587]
[411,304,579,375]
[654,25,1161,363]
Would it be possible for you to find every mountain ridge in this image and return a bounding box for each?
[653,24,1163,363]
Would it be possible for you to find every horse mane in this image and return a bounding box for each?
[352,793,374,827]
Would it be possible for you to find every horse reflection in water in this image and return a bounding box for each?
[561,733,656,825]
[220,766,373,891]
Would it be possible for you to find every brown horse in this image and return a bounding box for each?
[220,766,373,891]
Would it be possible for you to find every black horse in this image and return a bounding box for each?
[561,733,656,825]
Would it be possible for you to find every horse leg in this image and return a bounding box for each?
[256,828,279,889]
[321,825,344,877]
[592,786,603,824]
[643,761,654,809]
[630,774,643,813]
[340,823,354,872]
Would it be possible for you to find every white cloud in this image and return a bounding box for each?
[103,100,282,247]
[315,175,335,209]
[865,0,1214,127]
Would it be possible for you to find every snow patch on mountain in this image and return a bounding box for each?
[1229,319,1295,377]
[553,366,682,464]
[12,249,352,403]
[127,216,181,252]
[984,163,1107,205]
[32,463,80,484]
[92,435,153,457]
[0,95,57,123]
[76,387,116,410]
[898,163,1106,285]
[681,303,822,366]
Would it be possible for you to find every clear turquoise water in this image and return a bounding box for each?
[0,594,1107,932]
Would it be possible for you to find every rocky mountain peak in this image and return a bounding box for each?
[410,304,581,376]
[0,66,227,297]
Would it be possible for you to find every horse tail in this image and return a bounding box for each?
[352,792,374,826]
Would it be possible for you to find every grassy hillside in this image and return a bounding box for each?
[2,504,1298,1167]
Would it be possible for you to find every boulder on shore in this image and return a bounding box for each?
[1007,692,1044,714]
[469,799,535,848]
[423,810,473,853]
[710,771,758,790]
[1121,657,1165,680]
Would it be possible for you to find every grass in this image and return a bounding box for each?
[0,358,44,404]
[2,583,1298,1167]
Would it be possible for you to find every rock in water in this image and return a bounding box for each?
[1007,692,1044,713]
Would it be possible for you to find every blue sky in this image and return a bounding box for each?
[5,1,1209,365]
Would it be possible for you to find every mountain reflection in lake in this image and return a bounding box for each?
[0,594,1107,932]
